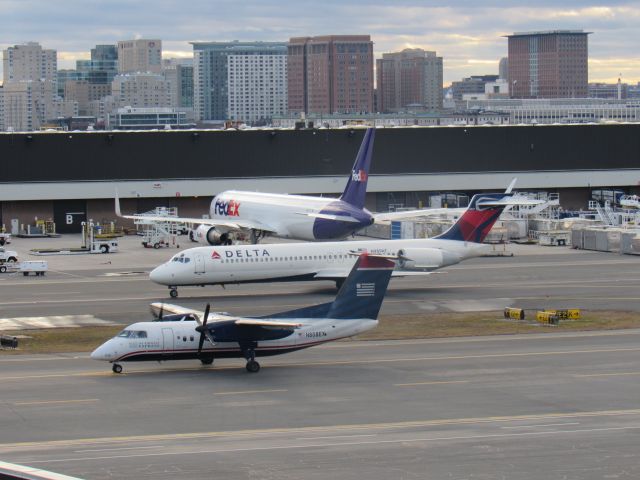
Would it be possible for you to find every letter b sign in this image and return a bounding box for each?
[66,214,73,224]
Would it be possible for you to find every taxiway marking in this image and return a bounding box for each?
[2,408,639,450]
[18,426,640,464]
[2,347,640,381]
[13,399,99,406]
[394,380,469,386]
[214,389,288,396]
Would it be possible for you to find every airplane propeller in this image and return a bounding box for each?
[196,303,211,357]
[158,303,164,321]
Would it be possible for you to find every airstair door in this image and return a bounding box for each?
[194,254,205,274]
[162,328,174,353]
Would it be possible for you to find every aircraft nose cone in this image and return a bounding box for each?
[90,343,110,361]
[150,264,170,284]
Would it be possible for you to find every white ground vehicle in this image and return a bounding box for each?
[0,248,19,270]
[18,261,48,276]
[90,240,119,254]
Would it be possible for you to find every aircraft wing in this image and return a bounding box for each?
[314,269,433,279]
[374,208,465,223]
[476,196,543,207]
[115,195,278,232]
[150,302,203,318]
[234,319,303,328]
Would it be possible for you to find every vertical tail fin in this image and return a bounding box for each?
[339,128,375,208]
[327,254,394,320]
[435,193,512,243]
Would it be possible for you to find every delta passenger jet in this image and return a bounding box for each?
[150,191,531,297]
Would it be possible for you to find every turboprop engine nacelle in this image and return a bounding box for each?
[397,248,462,271]
[191,225,229,245]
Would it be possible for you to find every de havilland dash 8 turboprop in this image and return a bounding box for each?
[150,189,535,298]
[91,254,395,374]
[115,128,378,245]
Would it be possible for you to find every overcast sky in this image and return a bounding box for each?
[2,0,639,85]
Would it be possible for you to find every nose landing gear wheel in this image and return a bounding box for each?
[169,287,178,298]
[112,364,123,374]
[246,360,260,373]
[200,357,214,365]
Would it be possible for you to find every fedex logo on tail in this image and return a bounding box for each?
[351,169,368,182]
[215,199,240,217]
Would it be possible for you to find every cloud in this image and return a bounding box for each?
[1,0,639,84]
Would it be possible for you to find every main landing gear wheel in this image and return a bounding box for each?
[112,364,123,374]
[200,357,214,365]
[246,360,260,373]
[169,287,178,298]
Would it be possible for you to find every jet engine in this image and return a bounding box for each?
[397,248,461,271]
[191,225,231,245]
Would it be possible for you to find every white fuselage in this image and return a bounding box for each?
[210,190,349,240]
[91,317,377,363]
[150,237,488,287]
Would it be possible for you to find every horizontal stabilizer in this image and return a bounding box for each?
[374,208,464,223]
[303,212,362,223]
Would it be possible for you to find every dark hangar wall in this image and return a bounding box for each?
[0,124,638,183]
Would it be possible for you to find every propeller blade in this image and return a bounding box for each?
[197,303,211,356]
[203,303,210,326]
[158,304,164,320]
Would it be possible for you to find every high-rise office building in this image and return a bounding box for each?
[0,86,4,131]
[111,73,172,109]
[162,58,194,108]
[288,35,374,115]
[506,30,590,98]
[376,48,443,113]
[3,42,57,85]
[191,41,287,123]
[2,42,58,131]
[117,39,162,73]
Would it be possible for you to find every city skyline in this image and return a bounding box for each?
[1,0,639,85]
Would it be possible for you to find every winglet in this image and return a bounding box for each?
[115,189,122,217]
[505,178,517,194]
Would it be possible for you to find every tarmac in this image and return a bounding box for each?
[1,233,640,479]
[0,234,639,327]
[0,331,639,479]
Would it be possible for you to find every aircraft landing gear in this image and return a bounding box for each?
[169,287,178,298]
[200,357,214,365]
[246,360,260,373]
[112,363,123,374]
[240,341,260,373]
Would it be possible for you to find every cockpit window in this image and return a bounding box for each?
[153,314,198,322]
[171,254,191,264]
[117,330,147,338]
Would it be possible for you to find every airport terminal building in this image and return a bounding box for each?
[1,124,639,232]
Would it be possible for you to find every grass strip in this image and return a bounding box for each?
[2,311,640,354]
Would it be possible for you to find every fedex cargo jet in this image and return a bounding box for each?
[151,191,531,298]
[117,128,377,245]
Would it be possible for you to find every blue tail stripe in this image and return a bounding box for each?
[340,128,375,208]
[327,256,393,320]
